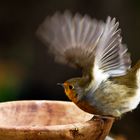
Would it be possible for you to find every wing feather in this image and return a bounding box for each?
[37,12,131,83]
[94,17,131,81]
[37,11,104,67]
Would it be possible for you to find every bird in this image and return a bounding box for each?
[37,11,140,117]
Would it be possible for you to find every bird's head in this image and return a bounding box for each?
[58,78,86,103]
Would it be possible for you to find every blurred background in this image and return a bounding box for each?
[0,0,140,139]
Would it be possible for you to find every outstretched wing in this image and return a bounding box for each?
[37,12,131,85]
[37,11,104,68]
[92,17,131,90]
[88,17,131,93]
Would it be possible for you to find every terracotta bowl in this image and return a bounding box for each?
[0,100,114,140]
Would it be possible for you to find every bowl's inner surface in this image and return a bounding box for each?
[0,101,93,127]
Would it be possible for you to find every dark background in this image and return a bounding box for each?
[0,0,140,139]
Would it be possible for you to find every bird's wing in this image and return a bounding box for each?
[37,12,131,83]
[92,17,131,87]
[37,11,104,68]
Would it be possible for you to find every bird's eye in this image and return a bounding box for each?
[69,85,74,90]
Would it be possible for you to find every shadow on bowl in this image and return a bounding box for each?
[0,100,114,140]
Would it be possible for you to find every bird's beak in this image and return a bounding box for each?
[57,83,64,88]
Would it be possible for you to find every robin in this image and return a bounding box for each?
[37,11,140,117]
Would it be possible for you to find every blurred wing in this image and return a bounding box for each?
[37,11,104,68]
[93,17,131,85]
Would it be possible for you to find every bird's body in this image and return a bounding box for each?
[64,61,140,117]
[37,11,140,117]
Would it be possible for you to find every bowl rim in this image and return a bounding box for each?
[0,100,94,131]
